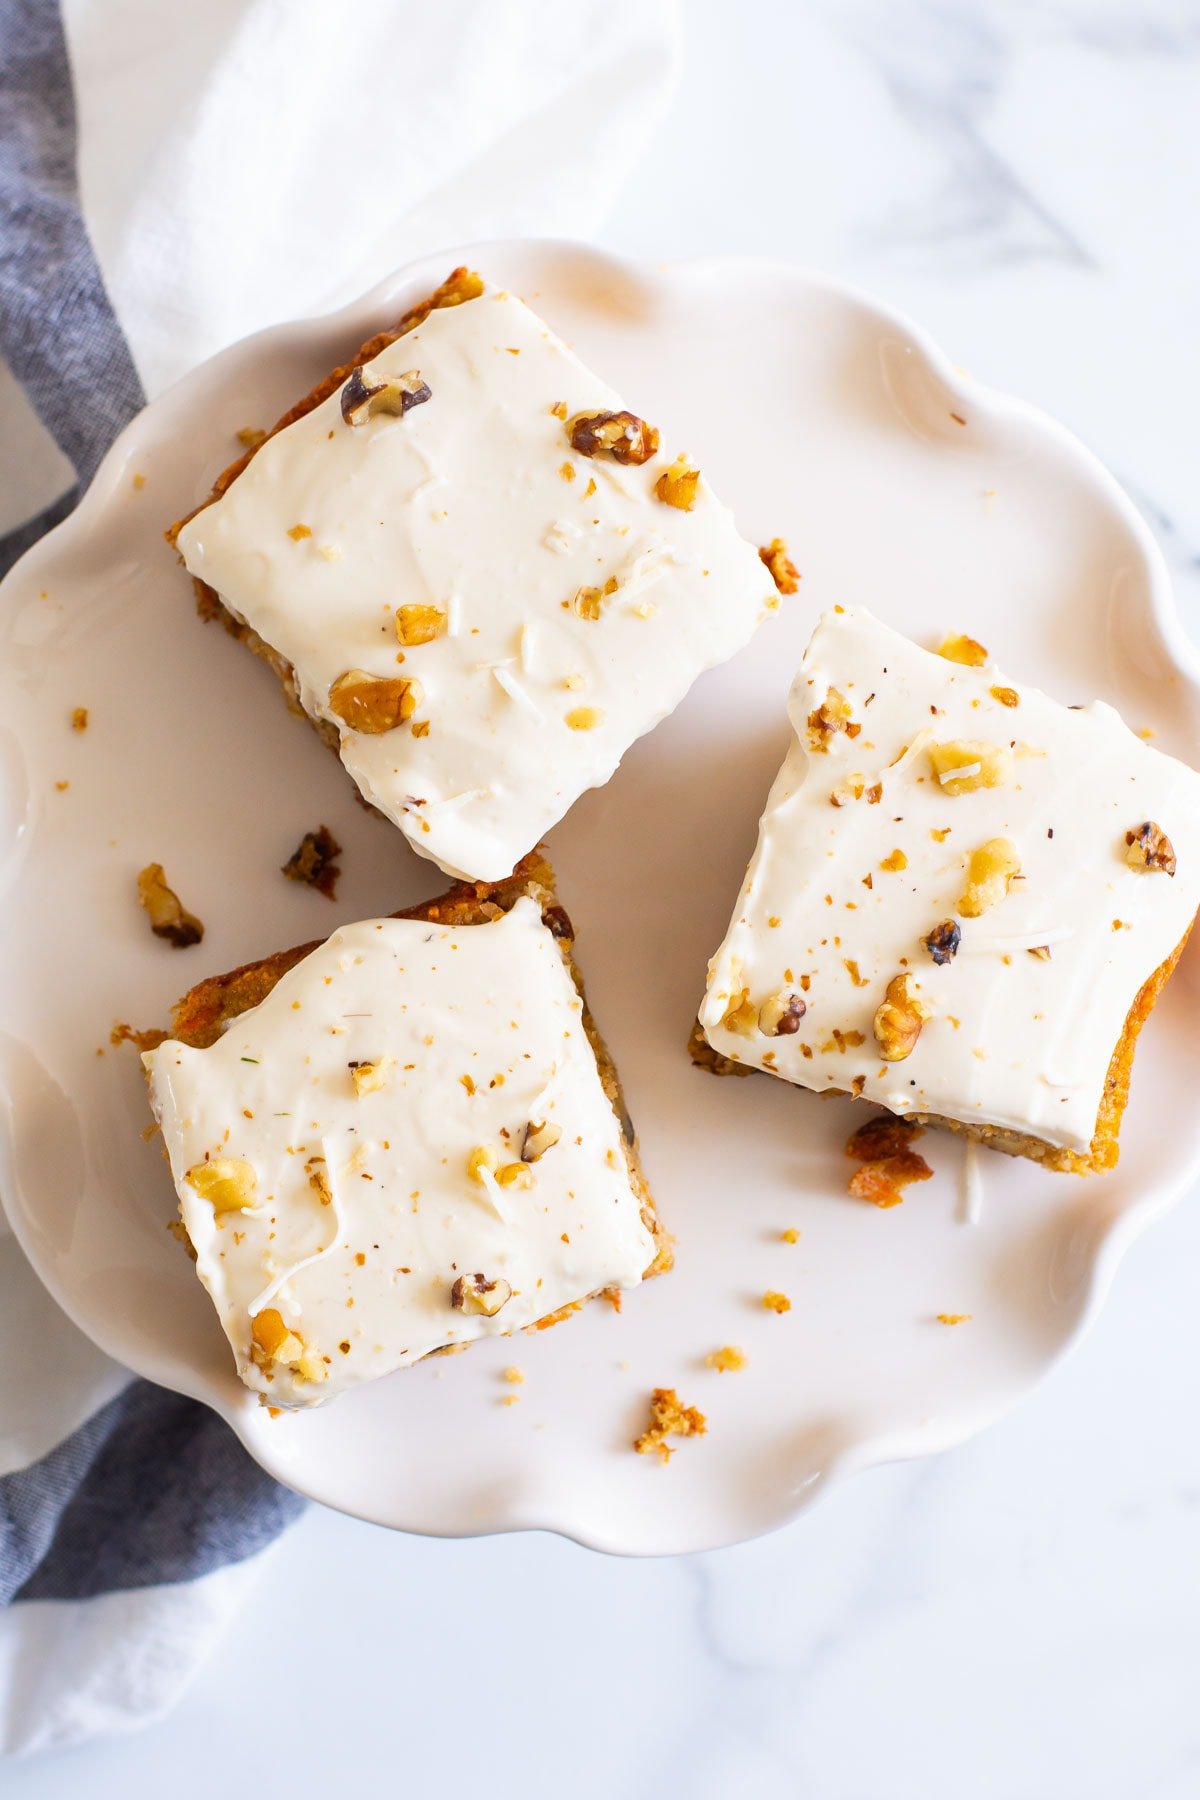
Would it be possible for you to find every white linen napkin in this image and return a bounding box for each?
[0,0,679,1755]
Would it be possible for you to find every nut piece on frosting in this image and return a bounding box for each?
[328,669,422,734]
[521,1118,563,1162]
[568,409,659,465]
[348,1057,394,1096]
[186,1157,257,1213]
[340,365,431,427]
[654,456,701,512]
[759,537,799,595]
[450,1272,513,1317]
[395,604,446,646]
[922,919,961,965]
[959,837,1021,917]
[872,973,931,1062]
[758,991,807,1036]
[927,740,1012,795]
[1125,821,1176,875]
[137,862,204,949]
[938,633,988,667]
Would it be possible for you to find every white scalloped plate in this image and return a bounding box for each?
[2,243,1198,1554]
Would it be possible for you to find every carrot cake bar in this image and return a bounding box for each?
[170,268,777,883]
[695,607,1200,1172]
[142,856,666,1406]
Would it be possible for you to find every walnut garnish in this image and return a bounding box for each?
[990,685,1019,708]
[759,538,799,594]
[467,1144,500,1183]
[564,705,605,731]
[251,1308,327,1383]
[349,1057,394,1096]
[634,1387,707,1463]
[571,575,618,620]
[328,669,422,733]
[923,919,961,965]
[496,1161,535,1190]
[395,604,446,646]
[521,1119,562,1162]
[186,1158,257,1213]
[872,973,931,1062]
[758,991,807,1036]
[654,455,700,511]
[1125,821,1176,876]
[806,687,860,752]
[959,837,1021,917]
[341,365,431,426]
[938,633,988,667]
[880,848,908,872]
[1027,944,1052,961]
[71,706,88,732]
[927,739,1012,794]
[568,409,659,465]
[450,1272,512,1317]
[281,825,342,899]
[137,863,204,948]
[720,986,758,1036]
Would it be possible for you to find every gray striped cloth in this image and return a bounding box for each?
[0,0,305,1639]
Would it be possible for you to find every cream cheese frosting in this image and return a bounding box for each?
[699,607,1200,1154]
[175,280,776,882]
[143,900,656,1407]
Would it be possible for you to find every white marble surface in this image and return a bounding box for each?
[10,0,1200,1792]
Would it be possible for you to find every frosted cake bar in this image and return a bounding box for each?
[697,608,1200,1171]
[143,858,666,1406]
[171,269,778,883]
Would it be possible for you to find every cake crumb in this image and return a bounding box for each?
[706,1345,747,1373]
[281,824,342,899]
[71,707,88,732]
[503,1366,524,1385]
[845,1115,933,1208]
[762,1289,792,1314]
[937,1313,972,1325]
[780,1228,799,1244]
[634,1387,707,1463]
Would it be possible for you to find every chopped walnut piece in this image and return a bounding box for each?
[571,575,619,620]
[923,919,961,965]
[568,409,659,465]
[634,1387,707,1463]
[655,455,701,511]
[758,991,807,1036]
[880,848,908,872]
[565,706,605,731]
[759,538,799,595]
[720,986,758,1036]
[960,838,1021,917]
[71,706,88,732]
[451,1273,512,1317]
[1125,821,1176,876]
[348,1056,394,1096]
[496,1161,535,1190]
[990,685,1019,708]
[251,1308,303,1364]
[467,1144,500,1184]
[762,1290,792,1314]
[395,604,446,646]
[186,1157,257,1213]
[137,863,204,948]
[1027,944,1052,961]
[938,633,988,667]
[341,365,431,426]
[706,1345,747,1373]
[328,669,421,733]
[927,740,1012,794]
[521,1119,563,1162]
[806,687,859,752]
[872,973,931,1062]
[281,825,342,899]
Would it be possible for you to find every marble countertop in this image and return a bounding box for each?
[10,2,1200,1794]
